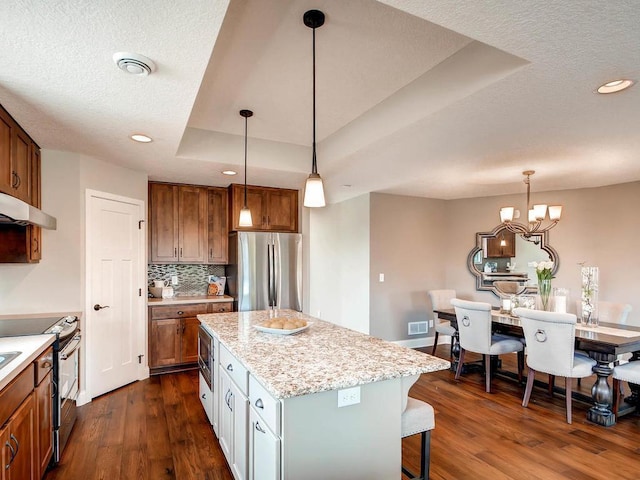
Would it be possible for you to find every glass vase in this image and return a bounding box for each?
[539,278,552,311]
[581,266,599,327]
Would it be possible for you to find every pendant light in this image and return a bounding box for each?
[303,9,326,208]
[238,109,253,227]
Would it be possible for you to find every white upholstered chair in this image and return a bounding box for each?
[514,308,597,424]
[612,361,640,416]
[428,289,457,357]
[451,298,524,393]
[401,375,434,480]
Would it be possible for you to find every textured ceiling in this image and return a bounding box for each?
[1,0,639,204]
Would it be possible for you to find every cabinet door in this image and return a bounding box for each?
[28,146,41,262]
[208,187,228,264]
[8,392,35,480]
[249,407,280,480]
[486,231,515,258]
[35,371,53,478]
[181,317,200,364]
[265,189,298,232]
[149,183,179,263]
[230,378,248,480]
[178,185,207,263]
[12,128,31,203]
[149,319,181,367]
[218,369,234,464]
[1,424,10,480]
[0,107,12,196]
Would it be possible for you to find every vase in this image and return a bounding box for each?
[581,266,599,327]
[539,279,552,311]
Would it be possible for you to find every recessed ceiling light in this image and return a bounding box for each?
[130,134,152,143]
[596,79,634,94]
[222,170,237,176]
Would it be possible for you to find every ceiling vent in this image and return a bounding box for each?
[113,52,156,76]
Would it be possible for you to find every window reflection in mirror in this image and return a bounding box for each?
[467,226,559,297]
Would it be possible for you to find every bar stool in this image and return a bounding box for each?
[401,397,434,479]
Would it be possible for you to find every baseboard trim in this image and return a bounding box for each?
[393,336,451,349]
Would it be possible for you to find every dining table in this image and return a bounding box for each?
[434,307,640,427]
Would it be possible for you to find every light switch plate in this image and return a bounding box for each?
[337,386,361,407]
[171,275,178,285]
[379,273,385,282]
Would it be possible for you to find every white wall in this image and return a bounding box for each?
[308,194,370,333]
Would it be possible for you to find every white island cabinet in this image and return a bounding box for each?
[198,310,450,480]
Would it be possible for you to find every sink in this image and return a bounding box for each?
[0,351,21,371]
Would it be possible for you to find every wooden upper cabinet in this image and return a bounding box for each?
[229,184,298,233]
[177,185,207,263]
[149,183,179,263]
[149,182,216,264]
[208,187,228,264]
[0,106,33,204]
[486,231,516,258]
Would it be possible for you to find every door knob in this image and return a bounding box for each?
[93,304,110,311]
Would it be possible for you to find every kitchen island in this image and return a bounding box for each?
[198,309,449,480]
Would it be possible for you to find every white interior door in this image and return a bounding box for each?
[87,190,145,399]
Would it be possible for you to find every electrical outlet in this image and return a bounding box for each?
[317,310,321,318]
[171,275,178,285]
[337,386,361,408]
[429,320,434,328]
[379,273,385,282]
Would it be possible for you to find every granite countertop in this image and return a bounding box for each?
[198,309,450,399]
[0,334,56,390]
[148,295,234,306]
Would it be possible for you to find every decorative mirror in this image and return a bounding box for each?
[467,225,559,298]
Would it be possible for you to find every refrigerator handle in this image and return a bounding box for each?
[272,243,278,307]
[267,244,273,307]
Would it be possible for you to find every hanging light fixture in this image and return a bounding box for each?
[500,170,562,238]
[238,109,253,227]
[303,9,326,208]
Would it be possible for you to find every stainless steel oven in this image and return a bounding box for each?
[56,330,81,461]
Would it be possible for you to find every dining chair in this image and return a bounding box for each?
[451,298,524,393]
[428,289,457,357]
[514,308,597,424]
[611,361,640,416]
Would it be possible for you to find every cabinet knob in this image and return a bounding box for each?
[177,311,184,315]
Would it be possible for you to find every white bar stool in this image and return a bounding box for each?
[401,397,434,479]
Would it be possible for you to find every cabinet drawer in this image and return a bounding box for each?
[210,302,233,313]
[220,344,248,395]
[249,374,281,435]
[150,303,209,319]
[0,363,34,427]
[35,346,53,385]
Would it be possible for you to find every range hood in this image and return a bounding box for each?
[0,192,57,230]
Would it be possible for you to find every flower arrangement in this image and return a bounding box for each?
[580,265,599,326]
[529,261,555,310]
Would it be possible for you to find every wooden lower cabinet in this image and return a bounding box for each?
[1,393,35,480]
[35,373,52,478]
[148,302,232,373]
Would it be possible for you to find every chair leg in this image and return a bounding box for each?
[455,348,466,380]
[517,350,524,383]
[522,368,536,407]
[485,354,491,393]
[420,430,430,480]
[613,378,620,416]
[566,377,573,424]
[431,332,439,356]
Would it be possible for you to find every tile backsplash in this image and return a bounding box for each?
[147,264,226,296]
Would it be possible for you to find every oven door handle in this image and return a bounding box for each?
[60,334,81,360]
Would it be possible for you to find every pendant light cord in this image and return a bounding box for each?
[312,24,317,175]
[244,115,248,207]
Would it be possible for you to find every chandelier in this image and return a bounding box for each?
[499,170,562,237]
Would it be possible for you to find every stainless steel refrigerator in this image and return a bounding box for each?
[227,232,302,312]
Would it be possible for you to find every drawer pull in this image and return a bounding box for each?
[41,361,52,369]
[226,363,234,372]
[255,421,266,434]
[255,398,264,409]
[177,311,184,315]
[201,393,207,400]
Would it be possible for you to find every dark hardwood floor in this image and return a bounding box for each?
[45,345,640,480]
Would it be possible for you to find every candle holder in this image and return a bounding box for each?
[553,287,569,313]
